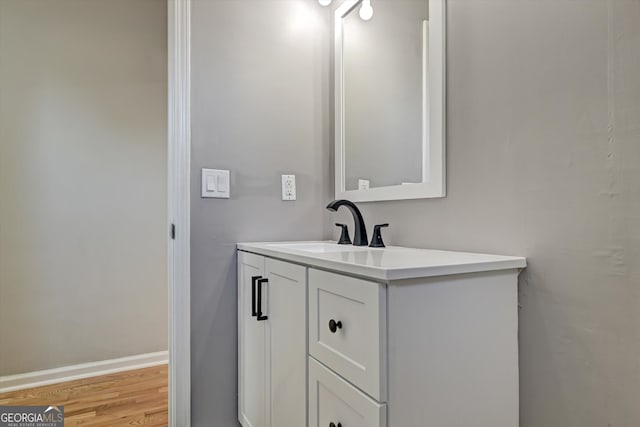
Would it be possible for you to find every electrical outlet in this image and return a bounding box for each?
[281,174,296,201]
[358,179,370,190]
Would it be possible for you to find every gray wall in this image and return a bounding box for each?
[0,0,168,375]
[332,0,640,426]
[190,1,331,425]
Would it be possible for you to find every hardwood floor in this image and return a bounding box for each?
[0,365,168,426]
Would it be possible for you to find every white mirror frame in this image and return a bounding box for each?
[335,0,446,202]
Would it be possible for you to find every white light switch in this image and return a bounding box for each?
[202,168,230,199]
[206,175,216,192]
[219,174,230,192]
[281,174,296,201]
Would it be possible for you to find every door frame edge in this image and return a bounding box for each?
[168,0,191,425]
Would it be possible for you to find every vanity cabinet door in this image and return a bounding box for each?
[239,252,307,427]
[265,258,307,427]
[309,357,387,427]
[238,251,267,427]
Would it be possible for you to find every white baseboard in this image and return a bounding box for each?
[0,351,168,393]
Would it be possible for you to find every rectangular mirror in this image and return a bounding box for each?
[335,0,446,202]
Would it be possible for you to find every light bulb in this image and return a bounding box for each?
[318,0,332,6]
[359,0,373,20]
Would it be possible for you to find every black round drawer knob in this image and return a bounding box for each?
[328,319,343,333]
[329,423,342,427]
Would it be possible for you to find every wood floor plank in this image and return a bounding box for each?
[0,365,168,427]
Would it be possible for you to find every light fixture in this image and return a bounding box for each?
[359,0,373,20]
[318,0,332,6]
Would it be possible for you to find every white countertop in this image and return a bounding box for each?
[237,241,527,281]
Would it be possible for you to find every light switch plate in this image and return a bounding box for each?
[202,168,230,199]
[281,174,296,201]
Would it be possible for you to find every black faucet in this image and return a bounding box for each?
[326,200,368,246]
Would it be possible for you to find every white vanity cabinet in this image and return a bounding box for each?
[308,267,520,427]
[238,242,526,427]
[238,251,307,427]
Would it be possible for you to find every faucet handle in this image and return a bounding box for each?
[335,223,352,245]
[369,223,389,248]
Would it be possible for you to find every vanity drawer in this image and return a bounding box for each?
[309,357,386,427]
[308,268,387,401]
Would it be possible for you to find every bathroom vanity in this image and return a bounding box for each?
[237,242,526,427]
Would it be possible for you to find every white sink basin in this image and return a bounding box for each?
[264,242,367,253]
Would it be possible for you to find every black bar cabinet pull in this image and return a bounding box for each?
[251,276,261,317]
[256,278,269,321]
[329,423,342,427]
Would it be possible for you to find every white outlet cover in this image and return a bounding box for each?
[281,174,296,201]
[358,179,370,190]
